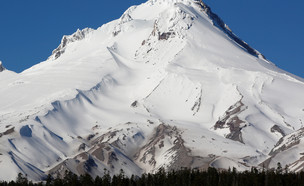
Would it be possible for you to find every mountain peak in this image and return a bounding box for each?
[141,0,265,59]
[148,0,194,4]
[0,0,303,181]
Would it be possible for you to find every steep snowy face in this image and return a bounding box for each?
[0,0,304,181]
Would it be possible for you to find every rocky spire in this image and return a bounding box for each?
[0,61,5,72]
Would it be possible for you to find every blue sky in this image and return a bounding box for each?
[0,0,303,78]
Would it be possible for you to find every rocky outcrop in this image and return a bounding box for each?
[47,123,218,178]
[214,100,248,143]
[0,126,15,138]
[261,128,304,170]
[158,32,175,40]
[113,7,134,36]
[0,61,5,72]
[47,126,144,178]
[49,28,94,60]
[269,128,304,157]
[134,124,214,172]
[270,125,286,137]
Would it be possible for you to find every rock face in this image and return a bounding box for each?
[0,61,5,72]
[0,0,304,181]
[214,100,248,143]
[134,124,214,172]
[47,123,215,178]
[49,28,94,60]
[261,128,304,172]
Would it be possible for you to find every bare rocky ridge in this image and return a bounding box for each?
[48,125,144,178]
[138,124,214,171]
[270,128,304,157]
[261,128,304,170]
[49,28,94,60]
[47,124,217,178]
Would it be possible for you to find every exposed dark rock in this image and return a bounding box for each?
[48,160,79,179]
[214,100,247,143]
[91,143,106,161]
[113,31,120,37]
[225,116,244,143]
[269,128,304,156]
[50,28,93,60]
[131,101,139,108]
[47,124,219,177]
[159,141,164,148]
[91,129,120,146]
[158,32,175,40]
[78,143,86,151]
[0,61,5,72]
[3,127,15,135]
[112,13,133,37]
[134,124,214,171]
[48,152,92,178]
[191,89,202,115]
[271,125,286,137]
[134,124,173,167]
[261,128,304,169]
[87,134,95,141]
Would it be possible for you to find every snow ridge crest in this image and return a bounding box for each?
[148,0,194,4]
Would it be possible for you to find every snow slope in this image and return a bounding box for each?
[0,0,303,181]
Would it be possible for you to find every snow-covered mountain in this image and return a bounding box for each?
[0,0,304,181]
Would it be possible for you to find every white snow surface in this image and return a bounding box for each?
[0,0,304,181]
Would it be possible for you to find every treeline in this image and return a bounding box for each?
[1,167,304,186]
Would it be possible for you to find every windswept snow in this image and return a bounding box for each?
[0,0,303,181]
